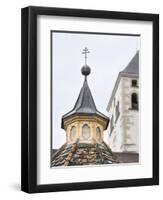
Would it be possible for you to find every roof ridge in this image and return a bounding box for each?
[64,139,79,166]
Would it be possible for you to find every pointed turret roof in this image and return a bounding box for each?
[72,77,97,113]
[62,76,109,128]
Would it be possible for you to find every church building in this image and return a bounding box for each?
[52,48,118,167]
[106,51,139,161]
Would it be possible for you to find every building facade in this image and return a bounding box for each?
[107,51,139,154]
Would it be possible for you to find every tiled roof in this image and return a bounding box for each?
[62,77,109,129]
[51,140,118,167]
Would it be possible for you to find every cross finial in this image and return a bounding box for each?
[82,47,90,65]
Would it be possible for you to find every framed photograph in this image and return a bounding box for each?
[21,6,159,193]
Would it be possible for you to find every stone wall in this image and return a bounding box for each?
[107,76,139,153]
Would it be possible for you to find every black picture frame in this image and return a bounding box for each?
[21,6,159,193]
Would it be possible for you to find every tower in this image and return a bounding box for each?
[52,48,118,166]
[107,51,139,155]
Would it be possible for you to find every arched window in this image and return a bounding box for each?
[70,126,76,142]
[96,127,101,142]
[131,93,138,110]
[82,124,90,140]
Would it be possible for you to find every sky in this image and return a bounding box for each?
[52,31,140,149]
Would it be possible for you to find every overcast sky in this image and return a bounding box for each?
[52,31,140,149]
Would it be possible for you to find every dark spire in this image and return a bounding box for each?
[62,75,108,123]
[70,78,97,113]
[61,48,109,129]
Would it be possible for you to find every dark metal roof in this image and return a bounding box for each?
[62,77,109,126]
[120,51,139,75]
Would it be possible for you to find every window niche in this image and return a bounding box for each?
[82,124,91,140]
[70,126,77,142]
[96,127,101,142]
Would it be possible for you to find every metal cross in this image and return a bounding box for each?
[82,47,90,65]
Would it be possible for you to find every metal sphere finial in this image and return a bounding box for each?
[81,65,91,76]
